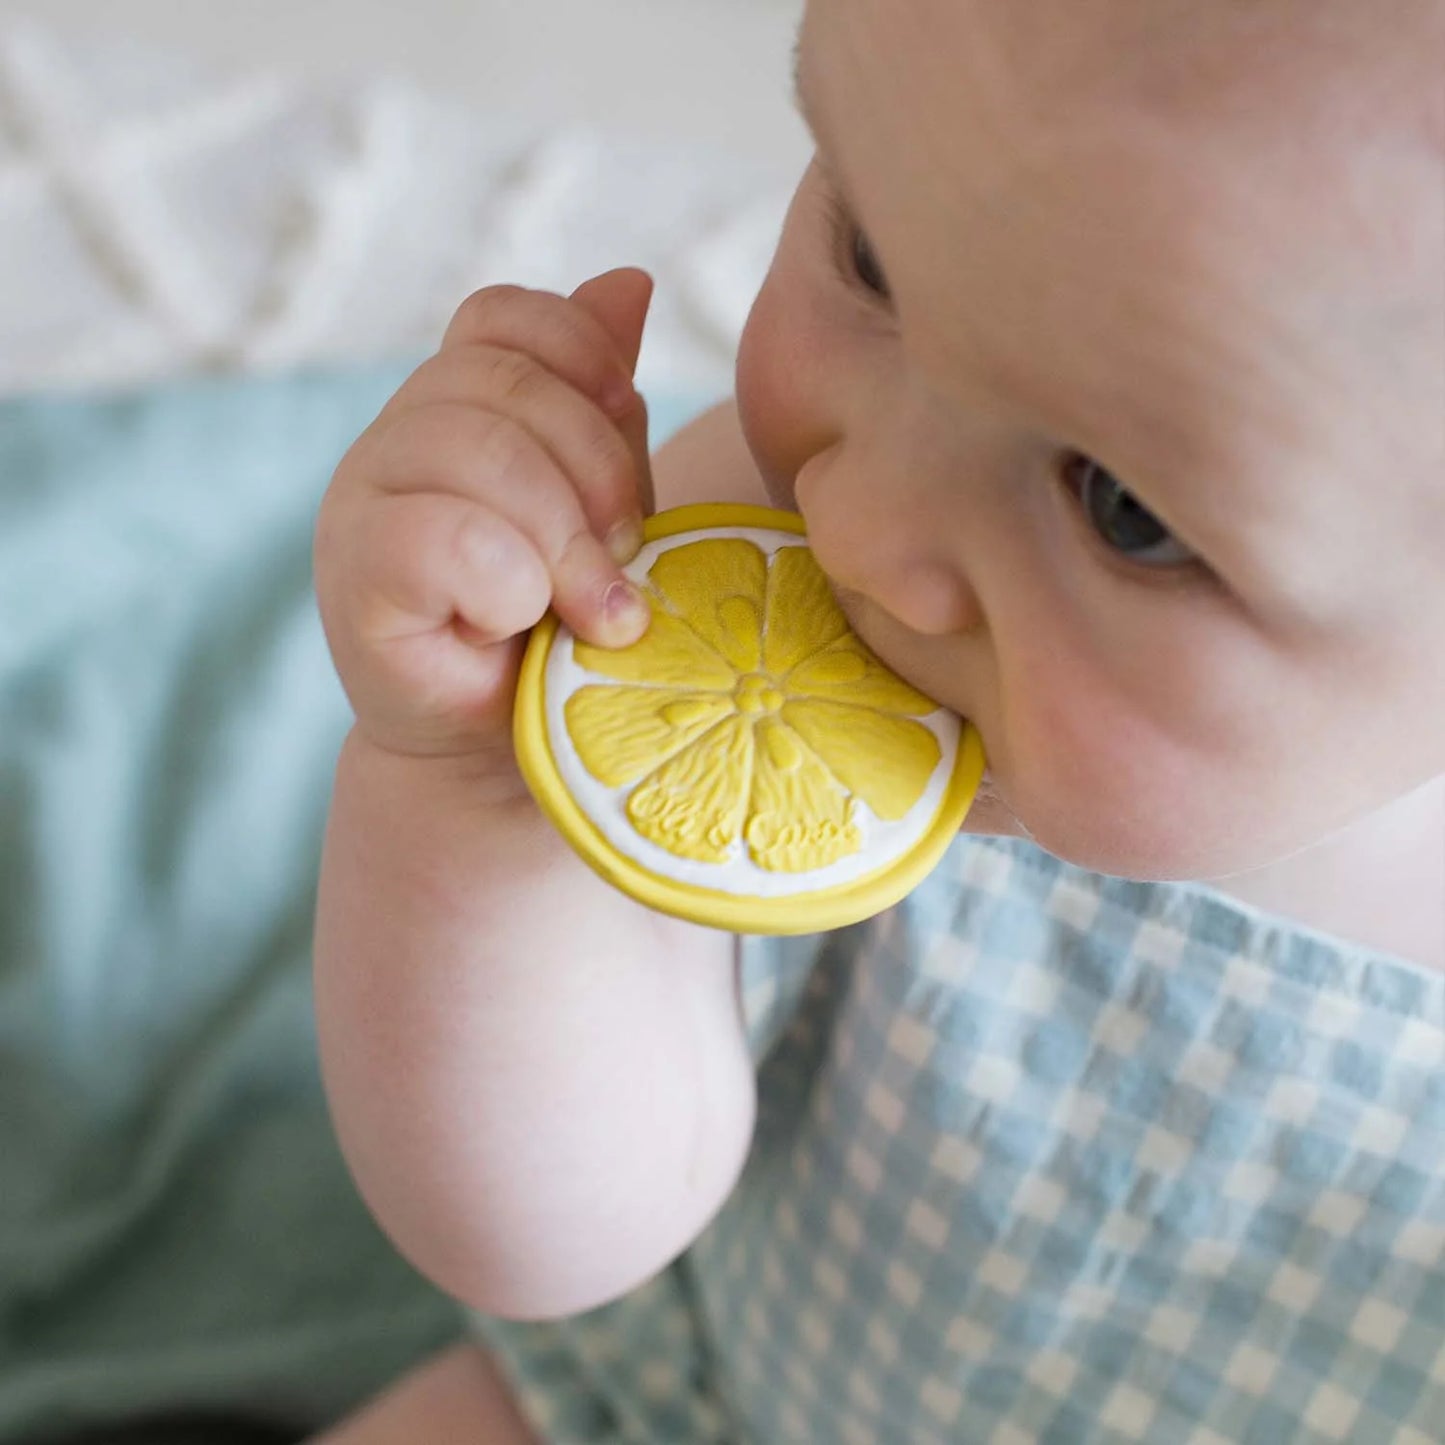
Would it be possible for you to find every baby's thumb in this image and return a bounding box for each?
[570,267,653,378]
[571,267,656,516]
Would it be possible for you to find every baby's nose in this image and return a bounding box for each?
[801,489,983,638]
[873,559,983,637]
[820,549,981,639]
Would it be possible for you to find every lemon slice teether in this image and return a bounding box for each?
[514,504,985,934]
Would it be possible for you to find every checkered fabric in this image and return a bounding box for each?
[473,836,1445,1443]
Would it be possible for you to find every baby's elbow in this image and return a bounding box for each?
[456,1072,759,1324]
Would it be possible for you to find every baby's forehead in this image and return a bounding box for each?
[857,0,1444,350]
[925,0,1443,183]
[990,0,1442,109]
[1027,0,1445,440]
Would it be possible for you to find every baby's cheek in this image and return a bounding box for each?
[998,666,1248,880]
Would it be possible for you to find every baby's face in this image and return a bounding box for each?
[735,0,1445,880]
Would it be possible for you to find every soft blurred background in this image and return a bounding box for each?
[12,0,805,162]
[0,2,802,1440]
[0,0,808,395]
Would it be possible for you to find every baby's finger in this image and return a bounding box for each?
[569,268,651,367]
[438,283,641,421]
[316,492,545,751]
[618,391,654,518]
[347,491,552,649]
[361,404,651,650]
[570,269,656,514]
[372,348,646,555]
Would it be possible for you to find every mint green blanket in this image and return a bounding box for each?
[0,367,704,1442]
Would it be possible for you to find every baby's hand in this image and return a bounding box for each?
[314,268,655,768]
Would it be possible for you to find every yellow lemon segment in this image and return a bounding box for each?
[562,685,733,788]
[648,538,769,673]
[514,504,986,934]
[625,714,754,863]
[572,609,736,689]
[780,699,941,823]
[744,718,862,873]
[760,544,851,674]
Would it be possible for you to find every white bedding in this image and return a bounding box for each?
[0,12,804,397]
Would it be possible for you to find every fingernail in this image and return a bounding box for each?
[606,516,644,566]
[602,579,650,641]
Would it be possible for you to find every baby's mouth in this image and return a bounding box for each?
[827,578,947,702]
[827,577,1021,837]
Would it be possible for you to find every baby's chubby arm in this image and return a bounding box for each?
[312,271,765,1321]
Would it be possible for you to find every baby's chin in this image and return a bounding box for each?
[958,774,1263,882]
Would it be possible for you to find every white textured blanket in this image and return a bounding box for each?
[0,20,789,397]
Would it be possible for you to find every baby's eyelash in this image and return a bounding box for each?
[822,190,890,302]
[822,190,853,277]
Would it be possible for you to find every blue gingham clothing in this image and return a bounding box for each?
[472,836,1445,1443]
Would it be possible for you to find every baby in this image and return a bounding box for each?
[310,0,1445,1439]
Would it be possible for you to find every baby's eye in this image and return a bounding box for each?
[849,225,890,299]
[825,191,891,301]
[1062,454,1196,567]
